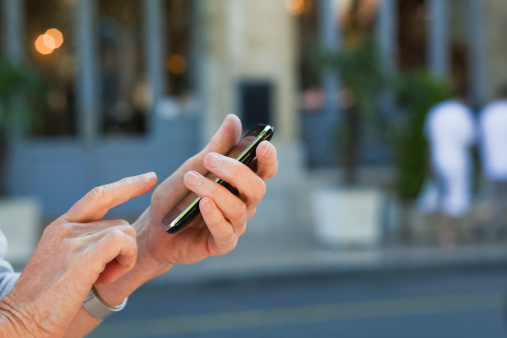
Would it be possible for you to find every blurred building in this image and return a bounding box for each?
[0,0,504,221]
[0,0,300,221]
[300,0,492,167]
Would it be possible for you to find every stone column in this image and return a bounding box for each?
[467,0,486,107]
[198,0,298,143]
[376,0,397,75]
[2,0,25,140]
[76,0,99,146]
[143,0,166,133]
[319,0,341,119]
[426,0,449,78]
[2,0,25,60]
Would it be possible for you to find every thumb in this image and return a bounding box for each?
[61,172,158,223]
[202,114,242,155]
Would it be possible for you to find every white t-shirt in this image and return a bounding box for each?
[478,99,507,181]
[0,231,20,298]
[425,99,476,173]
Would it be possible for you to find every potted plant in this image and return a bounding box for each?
[388,72,452,241]
[310,36,388,248]
[0,57,47,264]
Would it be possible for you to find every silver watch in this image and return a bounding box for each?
[83,285,128,320]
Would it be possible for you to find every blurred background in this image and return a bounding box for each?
[2,0,507,337]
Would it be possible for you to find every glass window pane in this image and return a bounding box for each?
[165,0,193,98]
[98,0,146,135]
[26,0,77,136]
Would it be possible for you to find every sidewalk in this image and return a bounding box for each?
[149,224,507,287]
[149,166,507,287]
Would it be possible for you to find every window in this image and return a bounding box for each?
[98,0,146,134]
[26,0,76,136]
[164,0,193,99]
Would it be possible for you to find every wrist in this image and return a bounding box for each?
[134,209,174,276]
[94,232,172,307]
[0,296,39,337]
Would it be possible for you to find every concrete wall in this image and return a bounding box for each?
[199,0,298,143]
[7,116,200,220]
[483,0,507,101]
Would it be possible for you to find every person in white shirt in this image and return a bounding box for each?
[477,85,507,237]
[424,91,476,245]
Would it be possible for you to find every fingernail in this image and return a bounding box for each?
[185,171,203,186]
[201,198,213,213]
[259,142,270,157]
[205,153,223,168]
[139,172,157,182]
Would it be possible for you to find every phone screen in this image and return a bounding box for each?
[162,124,274,234]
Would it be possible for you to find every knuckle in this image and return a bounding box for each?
[41,224,58,239]
[226,236,239,252]
[106,229,125,242]
[208,181,223,197]
[89,185,106,201]
[253,179,267,200]
[215,236,238,255]
[235,222,247,236]
[232,201,247,219]
[117,219,130,227]
[59,222,80,237]
[247,206,257,219]
[123,224,136,239]
[230,161,244,179]
[113,221,136,241]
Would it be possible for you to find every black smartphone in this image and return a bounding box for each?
[162,124,274,234]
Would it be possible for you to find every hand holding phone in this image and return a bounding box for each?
[162,124,274,234]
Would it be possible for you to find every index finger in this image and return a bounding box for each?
[61,172,158,223]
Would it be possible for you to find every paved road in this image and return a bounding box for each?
[90,267,507,338]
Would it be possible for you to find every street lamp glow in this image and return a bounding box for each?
[285,0,305,15]
[43,34,56,49]
[35,34,54,55]
[35,28,64,55]
[167,54,187,75]
[46,28,64,48]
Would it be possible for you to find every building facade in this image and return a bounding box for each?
[0,0,504,222]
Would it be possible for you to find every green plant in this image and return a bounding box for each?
[0,57,47,140]
[390,72,452,202]
[314,37,385,183]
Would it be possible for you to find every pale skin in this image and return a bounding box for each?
[0,114,278,337]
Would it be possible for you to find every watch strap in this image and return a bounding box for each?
[83,285,128,320]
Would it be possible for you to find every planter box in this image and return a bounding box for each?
[312,187,382,248]
[0,197,41,265]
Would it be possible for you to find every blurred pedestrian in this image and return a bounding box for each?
[477,84,507,238]
[423,89,476,246]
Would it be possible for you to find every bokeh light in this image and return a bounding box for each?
[285,0,305,15]
[167,54,187,75]
[42,34,56,49]
[35,34,53,55]
[35,28,64,55]
[46,28,64,48]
